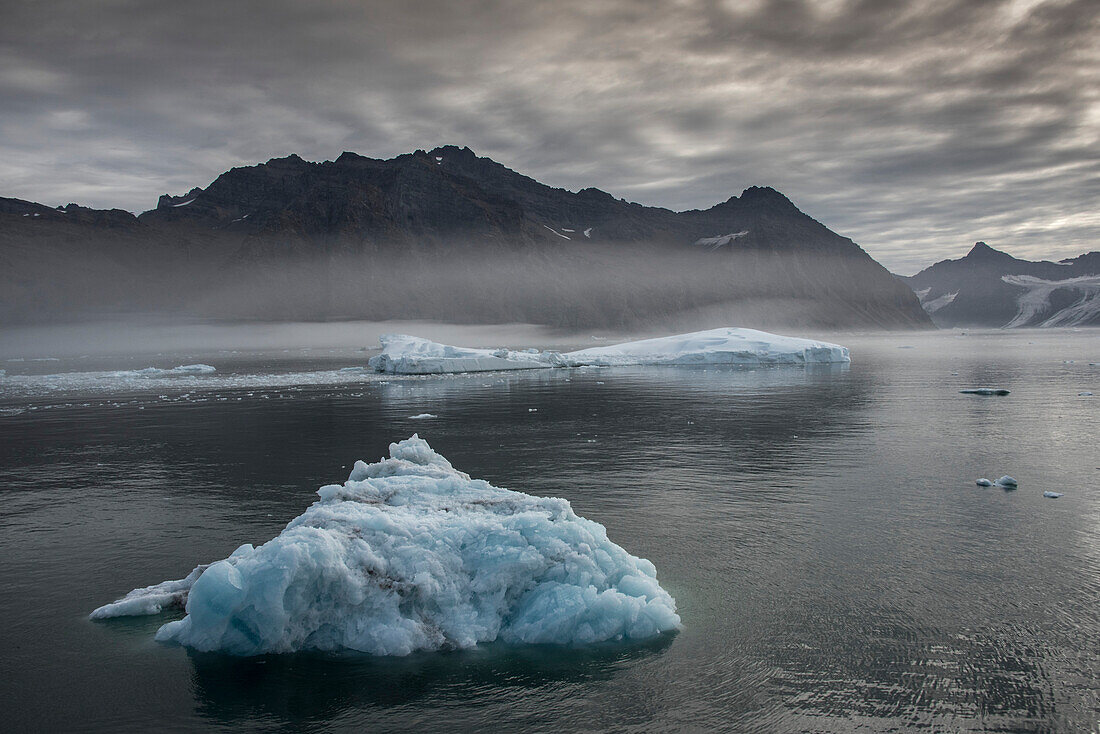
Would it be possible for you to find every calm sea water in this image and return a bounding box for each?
[1,328,1097,732]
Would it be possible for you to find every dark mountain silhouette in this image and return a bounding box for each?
[1,146,930,328]
[903,242,1100,327]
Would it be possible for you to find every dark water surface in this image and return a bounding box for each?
[1,329,1097,732]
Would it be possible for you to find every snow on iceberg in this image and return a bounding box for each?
[560,328,849,367]
[368,334,557,374]
[368,328,849,374]
[90,436,681,655]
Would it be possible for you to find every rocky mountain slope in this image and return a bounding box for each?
[1,146,930,328]
[903,242,1100,327]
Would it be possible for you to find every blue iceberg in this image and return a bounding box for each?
[91,436,680,656]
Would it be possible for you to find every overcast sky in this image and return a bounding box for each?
[2,0,1098,273]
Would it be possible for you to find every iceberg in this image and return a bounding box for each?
[368,328,850,375]
[995,475,1018,489]
[368,334,557,374]
[560,328,850,367]
[975,478,993,487]
[90,436,681,656]
[1043,491,1063,498]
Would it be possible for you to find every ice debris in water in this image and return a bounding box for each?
[1079,392,1094,397]
[975,478,993,487]
[995,476,1018,489]
[959,388,1010,396]
[407,413,437,419]
[369,328,850,374]
[90,435,681,655]
[1043,491,1063,498]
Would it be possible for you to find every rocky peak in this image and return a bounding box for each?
[156,187,203,209]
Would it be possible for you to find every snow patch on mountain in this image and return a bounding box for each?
[693,231,749,250]
[1002,274,1100,327]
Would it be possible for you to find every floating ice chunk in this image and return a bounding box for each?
[368,335,558,374]
[560,328,850,367]
[959,388,1010,395]
[368,328,849,374]
[1079,392,1094,396]
[91,436,680,655]
[975,478,993,487]
[1043,491,1063,498]
[407,413,437,419]
[995,476,1018,488]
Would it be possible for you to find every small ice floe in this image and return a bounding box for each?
[1079,392,1094,397]
[407,413,437,419]
[951,371,959,376]
[528,408,538,412]
[959,388,1010,396]
[975,478,993,487]
[995,476,1018,488]
[1043,491,1063,499]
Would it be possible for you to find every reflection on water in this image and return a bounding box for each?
[189,636,675,728]
[1,329,1098,731]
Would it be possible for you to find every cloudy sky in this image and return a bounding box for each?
[2,0,1098,273]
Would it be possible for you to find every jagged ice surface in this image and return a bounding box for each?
[91,436,681,656]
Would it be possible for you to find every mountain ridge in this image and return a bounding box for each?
[903,242,1100,327]
[1,146,931,329]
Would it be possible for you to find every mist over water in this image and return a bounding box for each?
[1,241,923,330]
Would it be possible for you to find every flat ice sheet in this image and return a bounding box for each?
[369,335,556,374]
[561,327,850,367]
[369,328,850,374]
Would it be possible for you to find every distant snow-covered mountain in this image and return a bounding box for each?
[903,242,1100,327]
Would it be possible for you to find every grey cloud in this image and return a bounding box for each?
[1,0,1098,273]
